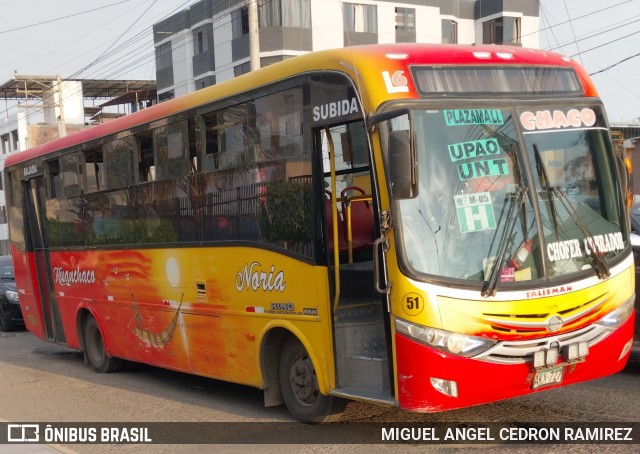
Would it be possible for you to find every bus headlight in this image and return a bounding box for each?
[596,297,634,328]
[5,290,19,302]
[395,318,496,357]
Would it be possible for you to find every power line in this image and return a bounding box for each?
[0,0,253,128]
[582,52,640,102]
[8,4,147,79]
[0,0,138,34]
[539,4,565,53]
[547,15,640,51]
[570,28,640,58]
[590,51,640,75]
[71,0,160,78]
[563,0,584,66]
[0,1,196,119]
[504,0,637,44]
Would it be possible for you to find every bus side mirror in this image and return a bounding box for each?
[389,130,416,199]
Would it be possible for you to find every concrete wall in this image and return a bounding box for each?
[213,12,235,84]
[43,81,85,126]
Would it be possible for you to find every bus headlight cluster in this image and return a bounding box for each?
[596,297,634,328]
[395,318,496,357]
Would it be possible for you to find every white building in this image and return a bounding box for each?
[153,0,540,100]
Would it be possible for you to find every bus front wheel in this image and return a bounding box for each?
[278,337,345,423]
[83,315,122,373]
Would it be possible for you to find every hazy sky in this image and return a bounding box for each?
[0,0,638,123]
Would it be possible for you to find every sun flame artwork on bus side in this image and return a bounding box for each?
[130,298,183,348]
[51,249,230,358]
[129,257,184,348]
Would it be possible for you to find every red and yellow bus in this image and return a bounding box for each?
[4,44,635,422]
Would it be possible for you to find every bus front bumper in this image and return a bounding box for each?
[394,314,634,412]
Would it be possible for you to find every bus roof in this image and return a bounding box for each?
[4,43,595,168]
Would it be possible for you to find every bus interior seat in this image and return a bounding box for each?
[340,186,375,252]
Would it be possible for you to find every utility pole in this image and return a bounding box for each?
[248,0,260,71]
[56,74,67,138]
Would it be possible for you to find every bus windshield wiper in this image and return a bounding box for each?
[533,144,610,279]
[533,144,560,239]
[552,187,611,279]
[482,187,526,297]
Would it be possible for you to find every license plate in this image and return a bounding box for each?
[532,366,564,389]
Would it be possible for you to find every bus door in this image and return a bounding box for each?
[318,121,393,403]
[24,177,65,342]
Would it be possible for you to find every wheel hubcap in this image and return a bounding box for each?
[289,354,318,406]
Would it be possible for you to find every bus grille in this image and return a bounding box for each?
[473,323,611,364]
[482,293,606,334]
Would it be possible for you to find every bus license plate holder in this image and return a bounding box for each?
[531,366,564,389]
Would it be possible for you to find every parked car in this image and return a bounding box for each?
[629,204,640,352]
[0,256,22,332]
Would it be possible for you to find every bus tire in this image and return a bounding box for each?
[278,337,346,423]
[84,315,122,373]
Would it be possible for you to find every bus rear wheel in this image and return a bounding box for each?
[278,337,345,423]
[84,315,122,373]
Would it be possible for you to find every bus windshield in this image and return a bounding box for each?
[395,105,626,286]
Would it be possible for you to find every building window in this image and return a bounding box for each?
[232,7,249,39]
[11,130,18,151]
[193,27,209,55]
[343,3,377,33]
[1,135,9,154]
[483,17,521,45]
[156,42,172,70]
[234,61,251,77]
[195,76,215,90]
[395,7,415,43]
[483,18,501,44]
[395,8,415,32]
[158,91,174,103]
[510,17,521,44]
[259,0,311,28]
[442,19,458,44]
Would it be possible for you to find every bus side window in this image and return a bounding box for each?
[46,159,62,199]
[188,115,201,173]
[216,104,251,169]
[6,171,25,251]
[104,136,135,190]
[154,119,189,180]
[84,147,105,193]
[136,131,155,183]
[61,153,83,197]
[202,111,220,171]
